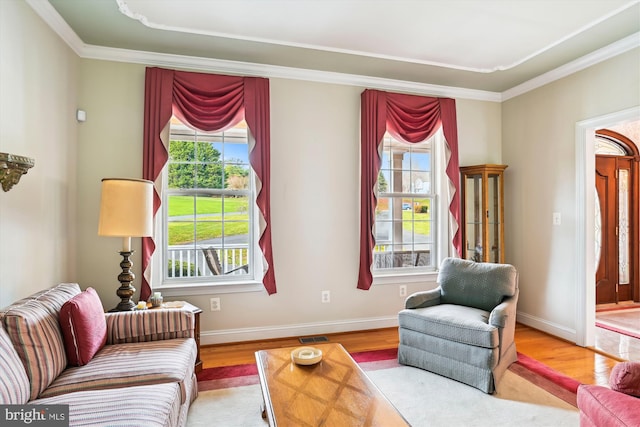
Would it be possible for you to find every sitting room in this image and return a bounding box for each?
[1,1,639,426]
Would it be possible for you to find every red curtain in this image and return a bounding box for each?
[142,67,276,300]
[358,89,461,290]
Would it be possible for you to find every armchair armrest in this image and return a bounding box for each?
[105,308,195,345]
[489,289,519,328]
[405,287,442,309]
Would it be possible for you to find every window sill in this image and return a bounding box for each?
[157,280,264,296]
[373,270,438,286]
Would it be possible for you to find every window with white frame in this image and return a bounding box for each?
[374,131,438,272]
[163,117,254,284]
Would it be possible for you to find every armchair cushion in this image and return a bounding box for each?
[438,257,517,312]
[610,361,640,397]
[59,288,107,366]
[399,304,497,348]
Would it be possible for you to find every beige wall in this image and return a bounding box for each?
[74,60,501,341]
[502,48,640,337]
[8,0,637,346]
[0,1,78,307]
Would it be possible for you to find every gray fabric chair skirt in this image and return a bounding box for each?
[398,327,517,394]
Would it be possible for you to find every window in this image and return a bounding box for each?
[163,117,254,285]
[374,132,437,272]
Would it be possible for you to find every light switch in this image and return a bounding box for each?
[553,212,561,225]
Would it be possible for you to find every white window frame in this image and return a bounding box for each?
[157,119,263,296]
[373,128,450,286]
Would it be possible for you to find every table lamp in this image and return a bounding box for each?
[98,178,153,311]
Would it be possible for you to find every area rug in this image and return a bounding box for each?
[187,349,579,426]
[596,307,640,340]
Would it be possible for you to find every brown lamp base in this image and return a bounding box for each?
[110,250,137,312]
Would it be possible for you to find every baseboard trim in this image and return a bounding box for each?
[200,316,399,345]
[517,311,577,343]
[202,311,576,346]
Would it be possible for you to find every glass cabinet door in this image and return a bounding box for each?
[460,165,507,263]
[463,173,483,261]
[487,172,502,263]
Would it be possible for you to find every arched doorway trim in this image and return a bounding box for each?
[576,106,640,347]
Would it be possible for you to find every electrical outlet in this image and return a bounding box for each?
[321,290,330,303]
[399,285,407,297]
[210,297,221,311]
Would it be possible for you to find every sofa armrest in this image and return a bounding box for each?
[489,289,519,328]
[105,309,195,345]
[405,287,442,309]
[578,384,640,427]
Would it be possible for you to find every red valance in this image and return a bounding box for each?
[358,89,461,290]
[142,67,276,300]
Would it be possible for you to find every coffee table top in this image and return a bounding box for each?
[255,343,409,426]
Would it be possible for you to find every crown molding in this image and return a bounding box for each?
[81,44,502,102]
[26,0,638,103]
[25,0,86,56]
[502,32,640,101]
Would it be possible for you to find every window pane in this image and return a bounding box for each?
[374,132,435,271]
[166,249,201,278]
[619,169,629,284]
[166,118,253,283]
[226,163,250,190]
[168,195,195,218]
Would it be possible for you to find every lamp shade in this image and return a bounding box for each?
[98,178,153,238]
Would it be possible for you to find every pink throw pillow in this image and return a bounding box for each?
[59,287,107,366]
[610,361,640,397]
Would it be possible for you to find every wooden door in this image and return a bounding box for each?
[595,156,618,304]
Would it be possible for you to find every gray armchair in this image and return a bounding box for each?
[398,257,519,393]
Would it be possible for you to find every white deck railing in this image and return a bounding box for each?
[167,244,248,278]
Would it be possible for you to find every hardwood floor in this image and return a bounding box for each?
[200,323,624,387]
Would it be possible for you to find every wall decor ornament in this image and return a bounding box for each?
[0,153,35,192]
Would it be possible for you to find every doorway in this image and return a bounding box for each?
[575,106,640,348]
[594,129,639,305]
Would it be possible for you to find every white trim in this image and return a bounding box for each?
[575,106,640,347]
[25,0,85,56]
[158,281,264,297]
[503,32,640,101]
[80,45,501,102]
[26,0,639,102]
[516,311,577,343]
[373,271,438,286]
[200,315,399,345]
[116,0,637,75]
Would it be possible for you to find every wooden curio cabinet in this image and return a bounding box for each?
[460,164,507,263]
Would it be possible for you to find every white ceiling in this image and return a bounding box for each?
[33,0,640,95]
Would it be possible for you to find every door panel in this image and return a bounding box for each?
[595,156,617,304]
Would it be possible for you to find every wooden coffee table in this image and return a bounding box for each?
[255,343,409,426]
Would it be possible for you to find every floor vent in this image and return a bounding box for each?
[299,336,329,344]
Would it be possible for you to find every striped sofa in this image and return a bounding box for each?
[0,283,198,427]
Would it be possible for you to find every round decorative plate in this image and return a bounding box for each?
[291,346,323,365]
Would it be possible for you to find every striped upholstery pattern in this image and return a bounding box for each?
[1,283,197,426]
[0,283,81,319]
[40,338,197,402]
[2,300,68,399]
[31,382,182,427]
[28,283,82,315]
[105,309,195,344]
[0,327,30,404]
